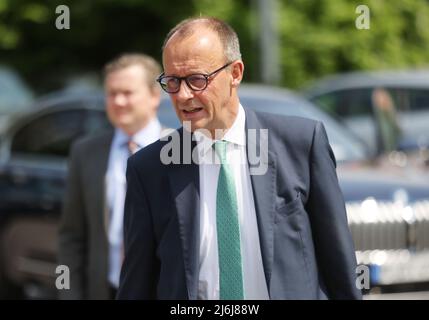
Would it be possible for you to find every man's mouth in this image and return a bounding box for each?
[183,108,203,114]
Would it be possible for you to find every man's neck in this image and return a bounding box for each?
[121,117,156,137]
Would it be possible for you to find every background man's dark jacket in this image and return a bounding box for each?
[58,130,113,299]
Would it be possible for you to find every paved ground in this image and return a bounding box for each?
[364,291,429,300]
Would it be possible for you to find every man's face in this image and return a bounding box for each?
[162,30,242,136]
[105,65,160,135]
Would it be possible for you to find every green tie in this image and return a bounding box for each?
[213,141,244,300]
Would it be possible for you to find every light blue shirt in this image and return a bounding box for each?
[106,118,162,288]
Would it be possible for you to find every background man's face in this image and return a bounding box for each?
[105,65,160,135]
[163,30,237,136]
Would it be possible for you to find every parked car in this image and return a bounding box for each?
[303,70,429,157]
[1,85,429,299]
[0,66,35,131]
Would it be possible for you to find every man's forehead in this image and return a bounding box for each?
[164,34,222,65]
[106,64,145,77]
[105,65,147,85]
[166,27,221,51]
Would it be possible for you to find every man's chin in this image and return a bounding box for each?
[112,119,133,131]
[181,119,207,133]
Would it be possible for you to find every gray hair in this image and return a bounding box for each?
[162,17,242,62]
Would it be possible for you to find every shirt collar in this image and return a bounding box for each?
[223,103,246,147]
[112,117,162,149]
[194,103,246,156]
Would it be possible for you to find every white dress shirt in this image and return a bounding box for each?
[106,118,162,288]
[196,104,269,300]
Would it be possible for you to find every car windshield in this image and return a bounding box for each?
[157,86,369,163]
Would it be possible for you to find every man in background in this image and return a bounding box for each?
[58,53,163,299]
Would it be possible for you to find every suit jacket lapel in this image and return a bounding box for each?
[245,109,276,293]
[91,131,114,238]
[167,114,276,298]
[168,129,200,300]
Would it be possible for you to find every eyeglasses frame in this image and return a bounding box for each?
[156,61,234,94]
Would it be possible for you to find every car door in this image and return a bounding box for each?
[0,105,109,299]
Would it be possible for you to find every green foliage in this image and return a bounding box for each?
[1,0,429,93]
[277,0,429,88]
[0,0,196,93]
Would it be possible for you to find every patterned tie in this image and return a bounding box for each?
[213,141,244,300]
[127,139,139,156]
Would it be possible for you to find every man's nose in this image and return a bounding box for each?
[113,93,127,106]
[174,80,194,101]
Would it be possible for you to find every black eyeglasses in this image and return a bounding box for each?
[157,62,233,94]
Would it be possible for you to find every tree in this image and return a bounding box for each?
[2,0,429,93]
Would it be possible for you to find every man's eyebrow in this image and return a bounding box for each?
[165,69,208,76]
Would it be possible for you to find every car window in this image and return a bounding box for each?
[311,93,337,116]
[400,89,429,112]
[238,95,368,162]
[11,110,87,157]
[312,89,374,118]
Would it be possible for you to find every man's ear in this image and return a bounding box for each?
[231,60,244,87]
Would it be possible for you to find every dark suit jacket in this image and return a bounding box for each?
[58,130,113,299]
[117,109,362,300]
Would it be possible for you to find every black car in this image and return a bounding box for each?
[1,85,429,299]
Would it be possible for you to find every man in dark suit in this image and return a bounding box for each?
[117,17,362,300]
[58,53,163,299]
